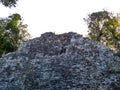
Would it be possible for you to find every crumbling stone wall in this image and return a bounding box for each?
[0,32,120,90]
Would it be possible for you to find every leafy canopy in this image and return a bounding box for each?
[0,13,30,57]
[0,0,19,7]
[85,10,120,55]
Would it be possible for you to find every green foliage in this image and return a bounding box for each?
[0,13,30,57]
[0,0,18,7]
[85,10,120,55]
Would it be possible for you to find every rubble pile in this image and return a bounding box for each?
[0,32,120,90]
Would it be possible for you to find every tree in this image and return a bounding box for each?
[0,13,30,57]
[0,0,19,7]
[85,10,120,55]
[0,0,30,57]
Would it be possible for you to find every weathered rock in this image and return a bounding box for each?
[0,32,120,90]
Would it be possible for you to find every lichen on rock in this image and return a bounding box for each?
[0,32,120,90]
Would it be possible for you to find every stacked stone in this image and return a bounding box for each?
[0,32,120,90]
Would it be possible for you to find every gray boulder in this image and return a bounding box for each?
[0,32,120,90]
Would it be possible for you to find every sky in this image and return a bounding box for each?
[0,0,120,38]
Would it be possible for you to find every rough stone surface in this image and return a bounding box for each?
[0,32,120,90]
